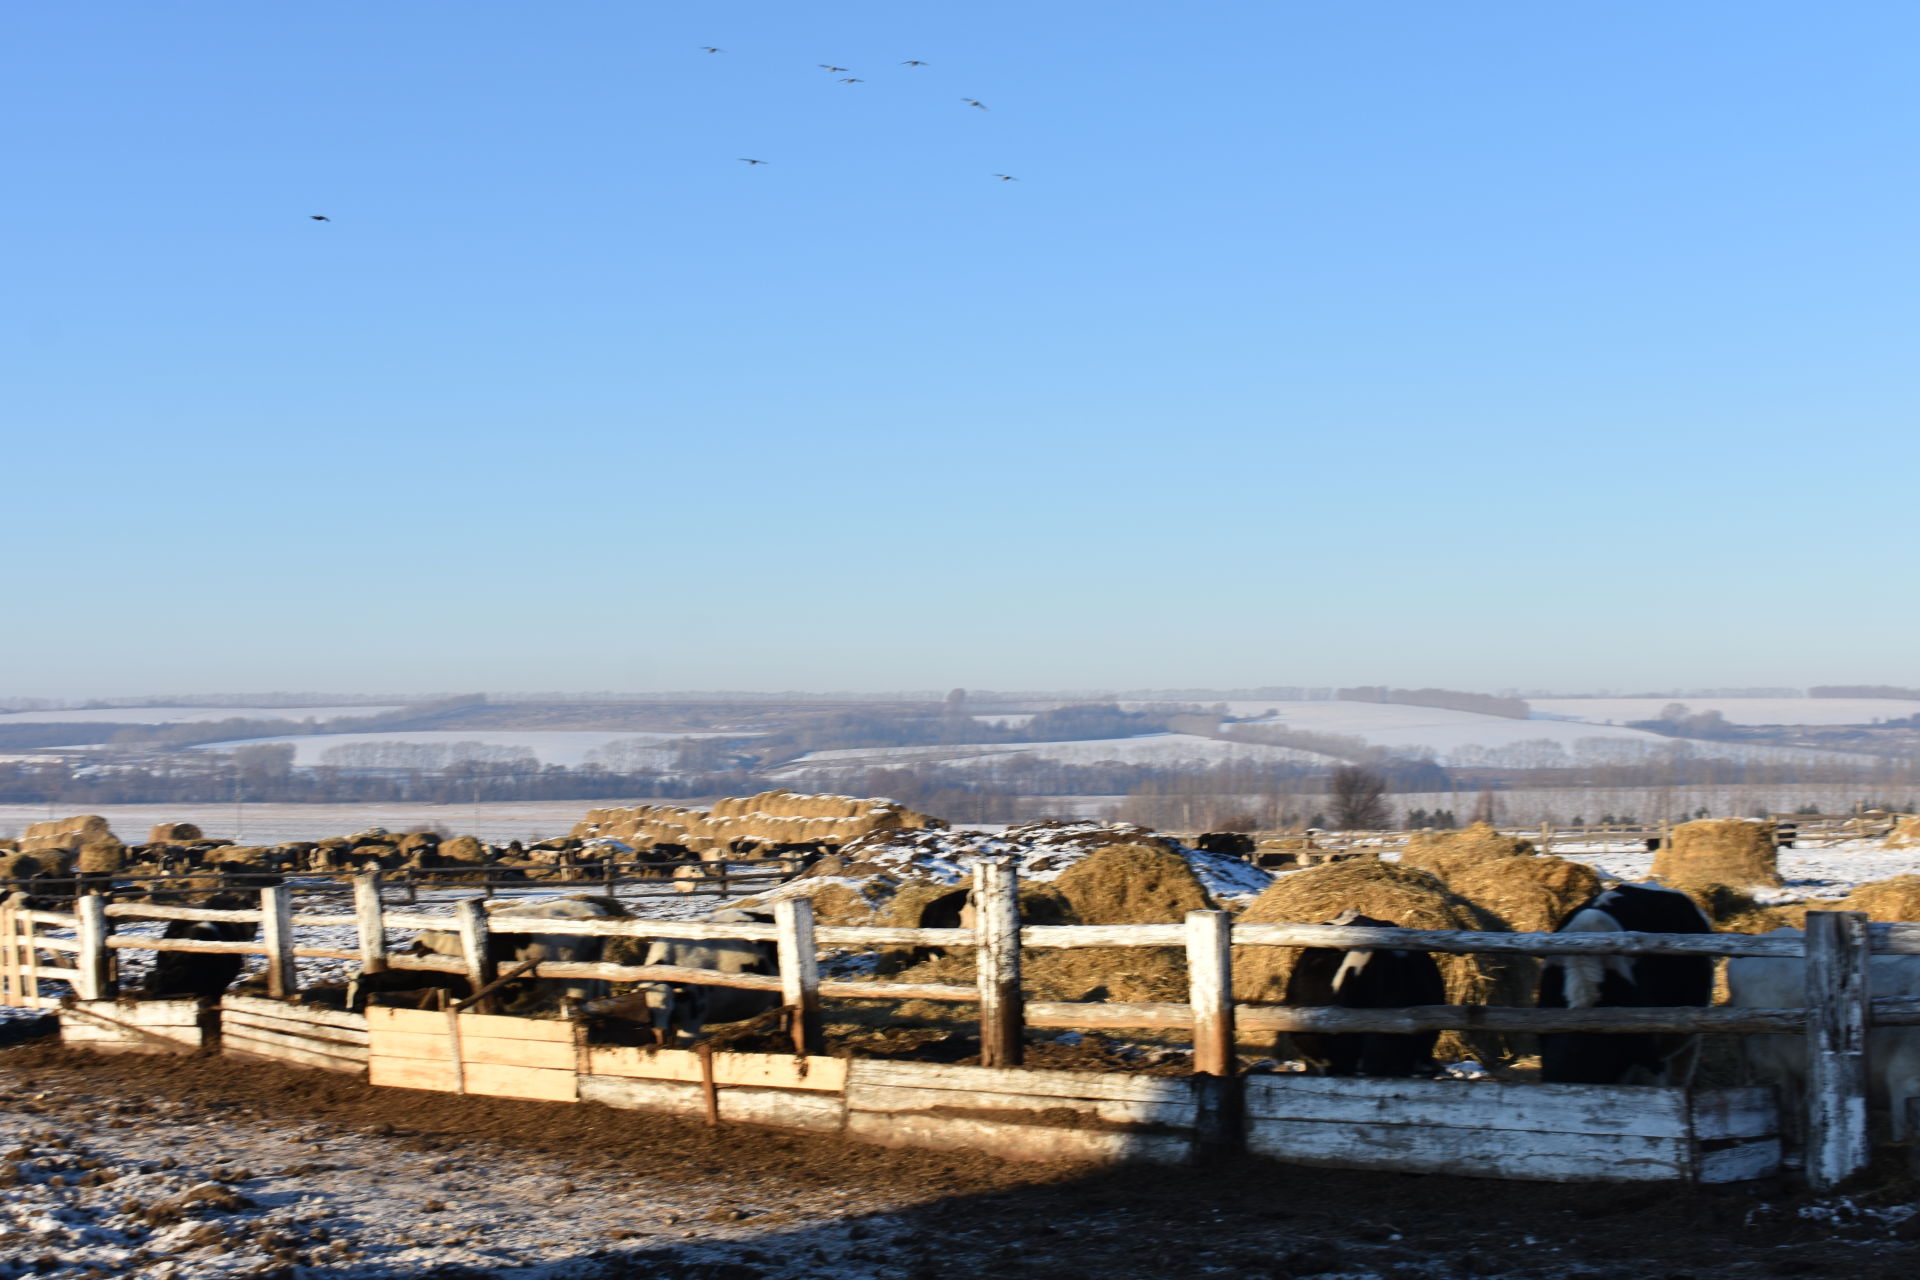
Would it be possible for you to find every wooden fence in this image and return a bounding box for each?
[6,859,1920,1188]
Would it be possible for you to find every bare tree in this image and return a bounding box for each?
[1329,765,1390,830]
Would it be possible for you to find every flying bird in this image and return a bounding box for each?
[819,64,848,73]
[962,98,988,110]
[700,46,723,53]
[993,174,1018,182]
[839,77,864,83]
[738,158,768,165]
[309,215,330,221]
[901,60,928,66]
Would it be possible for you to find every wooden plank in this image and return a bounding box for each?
[975,857,1023,1068]
[383,953,468,975]
[287,914,359,929]
[775,897,823,1056]
[1690,1087,1779,1141]
[524,960,784,991]
[844,1110,1191,1165]
[587,1046,847,1092]
[223,1010,369,1048]
[221,1026,368,1067]
[367,1005,449,1034]
[459,1061,578,1103]
[221,994,370,1032]
[1247,1117,1690,1182]
[64,999,204,1027]
[814,926,969,947]
[1244,1076,1690,1138]
[104,903,259,923]
[224,1040,366,1075]
[1027,1002,1192,1030]
[368,1054,460,1093]
[847,1059,1192,1105]
[1697,1139,1783,1184]
[1805,910,1872,1190]
[474,915,781,942]
[261,884,296,1000]
[353,872,387,973]
[817,980,978,1002]
[1236,1004,1810,1035]
[454,898,493,1003]
[18,934,80,954]
[450,1011,575,1042]
[1186,911,1234,1078]
[581,1075,847,1131]
[848,1082,1194,1130]
[458,1036,577,1071]
[366,1030,459,1062]
[1226,923,1803,959]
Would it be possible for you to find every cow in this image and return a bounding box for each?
[1727,928,1920,1142]
[1536,882,1714,1085]
[142,892,257,1001]
[1195,832,1257,860]
[586,908,780,1047]
[1283,910,1447,1076]
[409,895,626,1013]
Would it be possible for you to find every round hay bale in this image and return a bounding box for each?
[1653,818,1781,889]
[1398,822,1534,881]
[438,835,488,864]
[148,821,203,844]
[1232,859,1524,1064]
[1447,855,1601,934]
[1049,843,1216,925]
[397,831,442,857]
[1835,874,1920,922]
[75,839,125,875]
[0,852,43,881]
[1882,816,1920,849]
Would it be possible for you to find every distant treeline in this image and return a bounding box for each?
[1811,686,1920,701]
[1334,687,1531,720]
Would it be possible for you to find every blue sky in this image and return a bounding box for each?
[4,2,1917,698]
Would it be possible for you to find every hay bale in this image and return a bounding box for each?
[1232,859,1524,1064]
[397,831,441,857]
[1883,816,1920,849]
[148,821,203,844]
[438,835,488,864]
[1835,875,1920,922]
[1447,855,1601,934]
[1398,822,1534,881]
[1049,843,1216,925]
[0,852,42,881]
[1654,819,1781,889]
[22,814,114,853]
[75,840,125,875]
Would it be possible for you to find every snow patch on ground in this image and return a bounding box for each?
[0,706,406,727]
[1529,697,1920,727]
[768,733,1340,783]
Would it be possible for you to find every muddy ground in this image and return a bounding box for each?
[0,1037,1916,1280]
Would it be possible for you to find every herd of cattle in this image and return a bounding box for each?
[68,874,1920,1144]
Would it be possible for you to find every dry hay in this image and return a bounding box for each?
[1232,859,1525,1064]
[1446,855,1601,934]
[1049,842,1216,925]
[0,851,44,882]
[75,840,125,875]
[1653,818,1782,889]
[1397,822,1535,882]
[147,822,203,844]
[573,791,943,853]
[1834,874,1920,922]
[22,814,113,852]
[437,835,488,864]
[397,831,441,857]
[1883,816,1920,849]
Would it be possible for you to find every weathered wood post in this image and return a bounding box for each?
[353,871,388,975]
[1187,909,1240,1155]
[974,856,1024,1068]
[73,892,113,1002]
[454,896,494,1008]
[261,884,296,1000]
[774,896,823,1056]
[1804,909,1871,1189]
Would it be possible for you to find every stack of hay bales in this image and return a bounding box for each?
[22,814,114,855]
[1232,859,1526,1064]
[437,835,489,864]
[74,838,126,875]
[148,821,203,844]
[1652,818,1782,891]
[1398,822,1602,935]
[572,791,944,857]
[1882,816,1920,849]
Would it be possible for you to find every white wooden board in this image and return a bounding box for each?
[844,1110,1191,1165]
[1247,1116,1692,1181]
[581,1075,847,1131]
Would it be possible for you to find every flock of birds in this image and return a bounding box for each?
[713,49,1016,181]
[309,47,1014,222]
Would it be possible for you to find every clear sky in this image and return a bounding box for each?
[4,2,1917,699]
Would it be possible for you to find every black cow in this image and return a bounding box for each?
[142,892,257,1001]
[1536,882,1713,1085]
[1284,911,1447,1076]
[1195,832,1256,859]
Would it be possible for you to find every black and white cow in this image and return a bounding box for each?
[398,895,626,1014]
[142,892,257,1001]
[584,908,780,1047]
[1537,882,1714,1085]
[1284,911,1447,1076]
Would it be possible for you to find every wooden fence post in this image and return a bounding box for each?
[354,871,388,974]
[454,897,494,1005]
[975,857,1024,1068]
[1804,910,1871,1189]
[774,896,823,1056]
[1187,908,1240,1156]
[261,884,296,1000]
[73,893,113,1002]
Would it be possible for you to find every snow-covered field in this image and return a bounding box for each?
[0,706,404,726]
[186,730,743,768]
[1211,700,1871,767]
[1530,697,1920,726]
[767,732,1340,783]
[0,802,603,845]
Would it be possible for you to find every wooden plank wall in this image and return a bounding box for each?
[366,1006,578,1102]
[220,994,369,1074]
[59,999,207,1055]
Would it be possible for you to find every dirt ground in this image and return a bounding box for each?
[1,1037,1918,1280]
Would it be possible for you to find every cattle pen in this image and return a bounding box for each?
[4,860,1918,1191]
